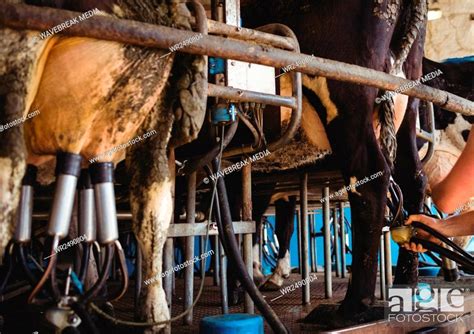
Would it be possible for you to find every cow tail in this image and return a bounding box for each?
[378,0,427,166]
[169,0,208,147]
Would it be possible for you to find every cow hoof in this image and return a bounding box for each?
[260,274,284,291]
[253,269,266,286]
[304,303,384,329]
[228,286,244,306]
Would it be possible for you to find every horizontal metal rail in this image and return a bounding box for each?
[208,83,297,109]
[31,212,254,237]
[206,19,295,51]
[1,3,473,116]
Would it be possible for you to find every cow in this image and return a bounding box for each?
[254,56,474,292]
[0,0,207,331]
[234,0,429,325]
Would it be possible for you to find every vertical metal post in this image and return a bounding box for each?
[379,234,386,300]
[300,173,310,305]
[163,149,175,334]
[184,172,196,325]
[200,236,206,279]
[219,242,229,314]
[242,164,254,314]
[213,235,220,286]
[322,186,332,299]
[296,208,302,275]
[333,208,341,278]
[383,227,393,289]
[163,238,174,315]
[309,211,317,273]
[339,202,346,278]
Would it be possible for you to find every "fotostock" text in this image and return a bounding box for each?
[386,285,466,326]
[144,249,214,286]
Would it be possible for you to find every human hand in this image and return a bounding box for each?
[400,214,444,253]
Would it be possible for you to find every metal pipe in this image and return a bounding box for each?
[296,209,302,275]
[2,3,473,115]
[339,202,346,278]
[79,169,96,243]
[212,158,288,334]
[300,173,310,305]
[309,211,317,273]
[322,186,332,299]
[208,83,297,109]
[93,182,119,244]
[383,227,393,289]
[219,241,228,314]
[223,24,302,158]
[14,165,37,243]
[242,164,254,314]
[163,238,174,314]
[332,208,341,278]
[184,172,196,325]
[47,175,79,238]
[206,19,295,51]
[213,235,220,286]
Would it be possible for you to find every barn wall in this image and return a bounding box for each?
[425,0,474,61]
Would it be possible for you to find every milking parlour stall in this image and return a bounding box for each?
[1,0,474,333]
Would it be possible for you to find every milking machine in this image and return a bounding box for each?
[0,165,39,299]
[0,153,129,333]
[388,179,474,275]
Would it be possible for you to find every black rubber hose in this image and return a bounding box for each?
[411,221,474,261]
[179,120,239,176]
[0,242,15,295]
[212,158,289,334]
[70,302,100,334]
[18,244,38,288]
[82,244,114,303]
[79,243,91,283]
[411,237,474,274]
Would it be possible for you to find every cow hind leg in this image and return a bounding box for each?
[393,97,427,285]
[128,106,174,333]
[319,94,390,325]
[261,196,296,291]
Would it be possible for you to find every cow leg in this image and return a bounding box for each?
[393,97,427,285]
[318,90,390,321]
[128,107,174,333]
[252,189,275,285]
[0,29,47,259]
[261,196,296,290]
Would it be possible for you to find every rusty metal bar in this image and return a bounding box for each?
[208,83,297,109]
[300,173,310,305]
[206,20,295,51]
[222,24,302,158]
[2,3,473,116]
[322,185,332,299]
[242,164,254,314]
[184,172,196,325]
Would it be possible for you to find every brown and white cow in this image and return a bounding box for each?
[0,0,206,331]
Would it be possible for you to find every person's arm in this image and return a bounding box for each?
[401,212,474,252]
[432,126,474,213]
